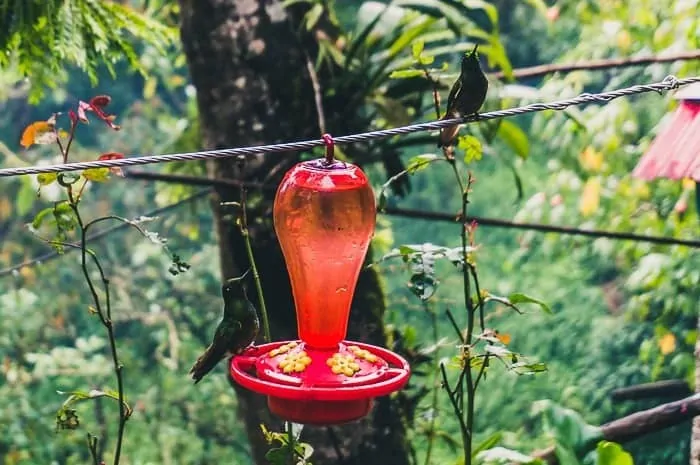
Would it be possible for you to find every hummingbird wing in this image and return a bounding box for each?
[444,79,463,118]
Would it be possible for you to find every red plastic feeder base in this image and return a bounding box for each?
[268,397,373,425]
[230,340,410,425]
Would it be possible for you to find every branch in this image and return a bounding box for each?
[531,394,700,465]
[611,380,691,402]
[492,50,700,81]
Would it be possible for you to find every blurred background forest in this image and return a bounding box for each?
[0,0,698,464]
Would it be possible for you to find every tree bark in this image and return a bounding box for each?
[177,1,410,465]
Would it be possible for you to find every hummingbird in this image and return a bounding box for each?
[189,270,260,384]
[438,44,489,148]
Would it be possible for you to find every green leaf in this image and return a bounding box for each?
[472,431,503,458]
[498,120,529,159]
[411,39,424,59]
[463,0,499,26]
[82,167,111,182]
[554,441,581,465]
[508,293,552,314]
[459,135,483,163]
[17,183,36,215]
[377,190,388,212]
[485,345,512,357]
[386,17,436,59]
[532,400,603,452]
[476,446,538,464]
[31,207,54,229]
[418,54,434,65]
[305,3,324,30]
[37,172,57,186]
[53,201,77,232]
[264,447,288,465]
[406,154,439,174]
[57,172,81,186]
[389,69,425,79]
[596,441,634,465]
[511,361,547,375]
[509,162,524,202]
[409,272,437,300]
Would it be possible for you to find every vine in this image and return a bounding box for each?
[22,95,189,464]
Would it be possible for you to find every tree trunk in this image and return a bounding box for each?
[177,1,410,464]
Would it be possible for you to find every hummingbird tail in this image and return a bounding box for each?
[189,345,222,384]
[439,124,461,148]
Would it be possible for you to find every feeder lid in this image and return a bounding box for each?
[257,341,388,389]
[230,340,411,402]
[276,158,370,192]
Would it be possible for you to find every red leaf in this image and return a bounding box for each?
[98,152,125,177]
[77,101,91,123]
[89,95,111,109]
[77,96,120,130]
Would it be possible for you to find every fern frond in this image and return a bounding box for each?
[0,0,177,102]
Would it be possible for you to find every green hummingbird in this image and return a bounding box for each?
[438,44,489,148]
[189,270,260,384]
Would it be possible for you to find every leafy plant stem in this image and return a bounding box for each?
[239,187,271,342]
[72,203,128,465]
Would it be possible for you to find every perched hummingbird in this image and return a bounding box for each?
[189,271,260,384]
[438,44,489,148]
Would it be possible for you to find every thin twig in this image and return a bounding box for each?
[238,188,271,342]
[445,308,466,344]
[440,363,469,446]
[73,205,129,464]
[326,426,347,464]
[473,354,490,391]
[305,51,327,134]
[468,264,486,334]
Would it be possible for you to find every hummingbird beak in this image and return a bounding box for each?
[471,44,479,56]
[226,268,251,285]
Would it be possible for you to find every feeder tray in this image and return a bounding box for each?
[230,341,410,424]
[229,145,411,425]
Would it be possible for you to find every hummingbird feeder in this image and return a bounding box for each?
[230,134,411,425]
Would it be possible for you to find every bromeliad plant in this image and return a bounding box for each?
[20,95,189,465]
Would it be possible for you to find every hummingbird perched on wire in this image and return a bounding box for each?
[189,270,260,384]
[438,44,489,148]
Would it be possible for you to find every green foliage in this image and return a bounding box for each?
[1,0,699,464]
[0,0,177,102]
[261,423,313,465]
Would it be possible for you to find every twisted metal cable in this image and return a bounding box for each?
[0,75,696,178]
